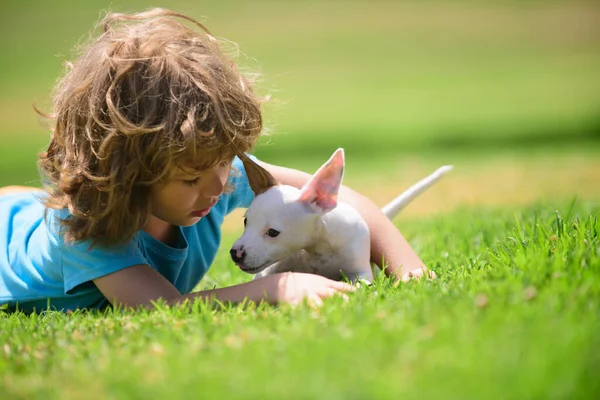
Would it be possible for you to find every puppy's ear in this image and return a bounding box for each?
[298,148,345,213]
[239,153,278,196]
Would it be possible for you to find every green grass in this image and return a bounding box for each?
[1,201,598,399]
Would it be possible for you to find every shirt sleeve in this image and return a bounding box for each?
[224,154,258,214]
[48,211,148,294]
[60,235,148,294]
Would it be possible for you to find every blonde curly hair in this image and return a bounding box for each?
[38,8,264,247]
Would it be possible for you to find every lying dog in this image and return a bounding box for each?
[230,149,452,283]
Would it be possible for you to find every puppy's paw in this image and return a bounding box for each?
[353,278,372,288]
[400,268,437,283]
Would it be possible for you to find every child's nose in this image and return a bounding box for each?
[201,171,226,198]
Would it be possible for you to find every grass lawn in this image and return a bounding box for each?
[1,201,598,399]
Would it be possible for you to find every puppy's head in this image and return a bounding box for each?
[231,149,345,274]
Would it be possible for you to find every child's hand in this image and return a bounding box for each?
[400,267,437,283]
[263,272,355,307]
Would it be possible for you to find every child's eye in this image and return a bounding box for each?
[183,177,201,186]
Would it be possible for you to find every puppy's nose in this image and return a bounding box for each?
[229,248,246,264]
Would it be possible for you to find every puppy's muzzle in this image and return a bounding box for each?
[229,247,246,264]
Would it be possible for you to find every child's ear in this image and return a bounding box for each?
[239,153,278,196]
[298,148,345,213]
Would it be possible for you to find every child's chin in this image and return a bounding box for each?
[181,217,203,226]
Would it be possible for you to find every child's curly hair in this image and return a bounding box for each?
[38,8,264,247]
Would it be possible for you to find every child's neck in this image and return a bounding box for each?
[143,215,179,247]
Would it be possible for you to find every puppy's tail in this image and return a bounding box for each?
[381,165,453,220]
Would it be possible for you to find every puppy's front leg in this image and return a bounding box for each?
[252,256,303,280]
[344,267,373,285]
[252,262,281,280]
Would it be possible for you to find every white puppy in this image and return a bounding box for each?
[230,149,452,283]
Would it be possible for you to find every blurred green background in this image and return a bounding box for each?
[1,0,599,210]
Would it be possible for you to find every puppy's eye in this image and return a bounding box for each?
[267,228,280,238]
[243,218,247,227]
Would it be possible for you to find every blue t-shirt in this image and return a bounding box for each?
[0,156,255,313]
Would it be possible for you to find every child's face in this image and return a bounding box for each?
[148,159,233,226]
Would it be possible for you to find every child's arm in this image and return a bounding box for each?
[257,161,435,281]
[0,186,44,195]
[93,265,354,310]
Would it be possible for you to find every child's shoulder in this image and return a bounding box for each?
[222,155,257,213]
[0,190,70,238]
[0,190,46,216]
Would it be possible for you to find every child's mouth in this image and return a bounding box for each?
[190,207,211,218]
